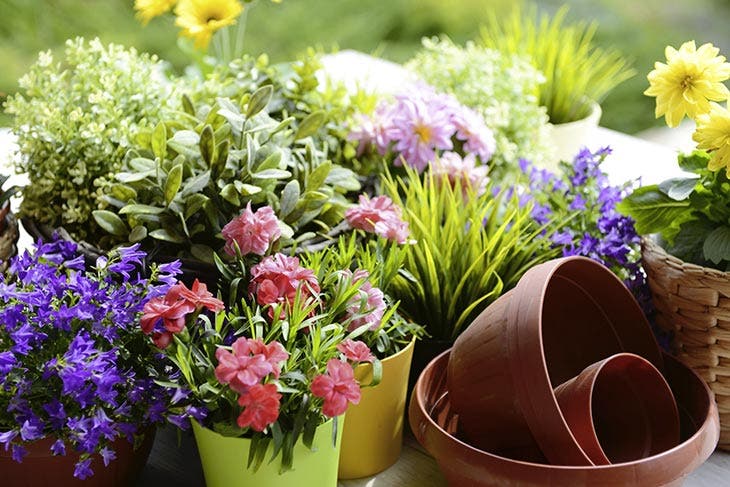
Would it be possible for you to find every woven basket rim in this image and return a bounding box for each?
[641,236,730,279]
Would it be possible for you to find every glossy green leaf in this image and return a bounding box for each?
[294,111,325,140]
[704,226,730,264]
[280,180,300,218]
[165,164,184,206]
[149,228,186,243]
[119,204,164,215]
[199,125,215,166]
[617,185,691,238]
[246,85,273,118]
[93,210,129,236]
[129,225,148,242]
[306,161,331,191]
[151,122,167,160]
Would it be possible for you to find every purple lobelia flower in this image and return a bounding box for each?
[0,239,183,479]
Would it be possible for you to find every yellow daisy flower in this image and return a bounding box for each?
[135,0,178,25]
[645,41,730,127]
[693,102,730,174]
[175,0,244,50]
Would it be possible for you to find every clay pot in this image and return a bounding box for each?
[554,353,680,465]
[0,429,155,487]
[448,256,663,465]
[410,350,719,487]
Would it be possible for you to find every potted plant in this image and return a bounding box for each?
[143,205,387,486]
[0,239,183,485]
[3,37,178,247]
[403,37,551,177]
[0,173,21,272]
[300,221,424,478]
[618,40,730,450]
[480,4,635,167]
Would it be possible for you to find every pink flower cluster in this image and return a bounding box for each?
[249,253,320,315]
[431,152,490,197]
[348,84,496,172]
[310,359,361,417]
[343,270,386,332]
[345,194,410,244]
[337,339,375,363]
[141,279,225,349]
[221,203,281,257]
[214,337,289,432]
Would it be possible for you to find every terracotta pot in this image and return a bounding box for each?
[554,353,680,465]
[448,256,663,465]
[410,350,719,487]
[339,338,416,478]
[0,429,155,487]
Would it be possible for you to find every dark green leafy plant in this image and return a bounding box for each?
[382,168,560,341]
[94,86,360,259]
[480,4,635,124]
[4,37,177,240]
[618,151,730,270]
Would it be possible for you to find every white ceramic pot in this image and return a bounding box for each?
[544,101,602,172]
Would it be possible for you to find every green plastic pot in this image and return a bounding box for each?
[192,417,343,487]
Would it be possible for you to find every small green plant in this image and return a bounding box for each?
[4,37,177,241]
[382,168,560,341]
[94,86,360,259]
[480,4,635,124]
[407,36,552,174]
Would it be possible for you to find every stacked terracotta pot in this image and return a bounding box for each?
[409,257,720,487]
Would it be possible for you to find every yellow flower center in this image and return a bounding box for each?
[681,76,694,90]
[414,125,432,143]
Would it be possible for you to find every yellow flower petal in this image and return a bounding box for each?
[135,0,177,25]
[175,0,243,50]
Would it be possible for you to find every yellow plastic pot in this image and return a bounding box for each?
[192,417,343,487]
[338,338,416,479]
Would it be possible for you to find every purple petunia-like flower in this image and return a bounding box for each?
[0,239,183,479]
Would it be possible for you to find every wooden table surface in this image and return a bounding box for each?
[2,121,730,486]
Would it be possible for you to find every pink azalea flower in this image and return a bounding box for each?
[431,152,490,197]
[337,339,375,363]
[214,338,274,394]
[451,107,496,162]
[222,203,281,257]
[344,270,386,331]
[236,383,281,432]
[345,194,410,244]
[249,254,320,309]
[141,292,196,335]
[176,279,225,312]
[310,359,361,417]
[247,339,289,378]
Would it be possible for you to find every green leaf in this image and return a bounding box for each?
[93,210,129,236]
[253,169,292,179]
[190,244,215,263]
[110,184,137,201]
[181,171,211,197]
[212,139,230,178]
[182,94,195,116]
[247,85,274,118]
[306,161,332,191]
[171,130,199,146]
[151,122,167,160]
[129,157,156,172]
[658,177,699,201]
[220,183,240,206]
[617,185,691,238]
[199,125,215,166]
[185,193,210,219]
[703,226,730,264]
[257,150,282,171]
[669,219,714,264]
[280,180,300,218]
[119,204,164,215]
[294,111,325,140]
[678,151,712,173]
[129,225,148,242]
[115,171,155,183]
[149,228,186,243]
[164,164,184,206]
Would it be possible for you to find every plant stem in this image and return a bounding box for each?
[233,4,251,60]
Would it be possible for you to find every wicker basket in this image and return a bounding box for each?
[642,237,730,450]
[0,213,19,272]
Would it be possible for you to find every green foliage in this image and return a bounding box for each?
[382,168,560,341]
[300,233,424,358]
[96,84,360,258]
[0,174,21,210]
[407,37,552,174]
[618,150,730,270]
[480,4,635,124]
[4,37,177,240]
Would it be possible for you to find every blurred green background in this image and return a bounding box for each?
[1,0,728,132]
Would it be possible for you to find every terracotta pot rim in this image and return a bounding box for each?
[414,350,718,473]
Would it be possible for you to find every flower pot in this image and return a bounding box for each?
[642,237,730,450]
[338,338,416,479]
[0,429,155,487]
[447,256,663,465]
[192,417,343,487]
[554,353,680,465]
[544,100,602,171]
[410,350,719,487]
